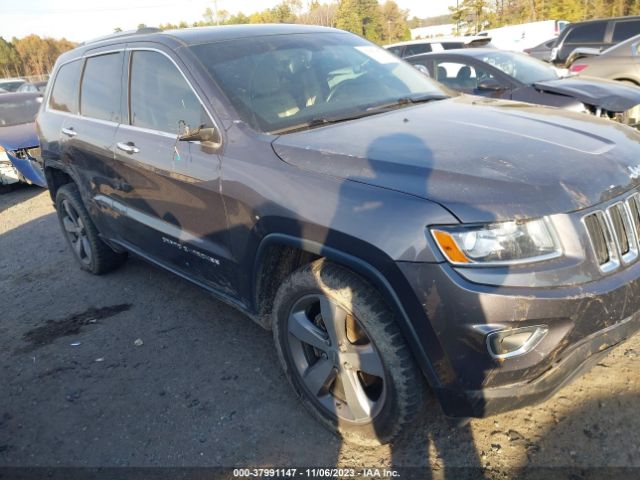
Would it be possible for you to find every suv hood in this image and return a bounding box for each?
[272,96,640,223]
[533,76,640,112]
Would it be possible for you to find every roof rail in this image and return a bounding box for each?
[80,27,162,46]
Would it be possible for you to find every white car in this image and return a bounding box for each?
[384,36,492,58]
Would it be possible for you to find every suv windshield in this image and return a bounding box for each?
[191,32,449,134]
[0,96,41,127]
[479,51,559,84]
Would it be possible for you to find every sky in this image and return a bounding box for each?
[0,0,457,42]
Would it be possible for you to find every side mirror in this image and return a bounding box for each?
[178,125,221,146]
[477,78,505,91]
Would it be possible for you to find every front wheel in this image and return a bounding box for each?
[272,260,424,445]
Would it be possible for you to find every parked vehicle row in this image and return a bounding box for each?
[552,15,640,65]
[406,48,640,124]
[396,16,640,70]
[36,25,640,446]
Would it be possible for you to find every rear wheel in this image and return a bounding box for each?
[272,259,424,445]
[55,183,127,274]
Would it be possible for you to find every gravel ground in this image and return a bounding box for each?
[0,185,639,478]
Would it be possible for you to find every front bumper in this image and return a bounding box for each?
[396,261,640,417]
[435,310,640,417]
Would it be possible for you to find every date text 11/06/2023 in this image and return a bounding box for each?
[232,468,401,478]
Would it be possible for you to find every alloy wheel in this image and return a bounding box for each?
[286,294,386,423]
[60,199,92,266]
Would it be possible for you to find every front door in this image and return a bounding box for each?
[111,48,235,296]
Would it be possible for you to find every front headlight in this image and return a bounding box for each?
[431,217,561,266]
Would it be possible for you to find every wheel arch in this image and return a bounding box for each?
[252,232,444,391]
[44,162,80,203]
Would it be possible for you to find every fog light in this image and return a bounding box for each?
[487,326,548,359]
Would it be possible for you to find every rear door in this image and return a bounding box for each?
[39,58,82,181]
[63,49,125,239]
[111,47,234,294]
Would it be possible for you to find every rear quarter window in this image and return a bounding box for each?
[564,22,606,44]
[80,52,123,122]
[386,46,403,56]
[612,20,640,43]
[49,60,82,113]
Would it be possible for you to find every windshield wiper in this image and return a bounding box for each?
[365,94,448,112]
[271,94,448,135]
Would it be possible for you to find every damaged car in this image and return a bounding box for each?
[0,92,46,188]
[38,25,640,446]
[407,48,640,125]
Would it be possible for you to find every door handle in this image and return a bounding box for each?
[61,127,77,137]
[116,142,140,154]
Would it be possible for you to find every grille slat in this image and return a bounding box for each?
[584,194,640,273]
[584,213,611,267]
[608,205,629,255]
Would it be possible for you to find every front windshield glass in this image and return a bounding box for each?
[191,32,449,133]
[0,97,41,127]
[478,51,559,84]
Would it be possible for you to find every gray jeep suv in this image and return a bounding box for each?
[37,24,640,445]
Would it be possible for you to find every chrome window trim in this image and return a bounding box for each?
[44,57,84,115]
[118,122,177,139]
[44,46,223,150]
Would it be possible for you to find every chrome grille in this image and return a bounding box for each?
[583,194,640,273]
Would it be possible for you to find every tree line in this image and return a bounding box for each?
[1,0,412,78]
[158,0,412,44]
[451,0,640,34]
[3,0,639,78]
[0,36,75,78]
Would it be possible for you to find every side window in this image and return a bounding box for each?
[403,43,432,57]
[129,50,208,135]
[434,60,501,92]
[612,20,640,43]
[386,46,403,56]
[80,53,123,122]
[49,60,82,113]
[565,22,606,44]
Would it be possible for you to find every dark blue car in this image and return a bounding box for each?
[0,92,46,188]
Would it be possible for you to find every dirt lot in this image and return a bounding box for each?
[1,185,639,478]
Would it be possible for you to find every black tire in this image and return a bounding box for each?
[272,259,424,446]
[55,183,127,274]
